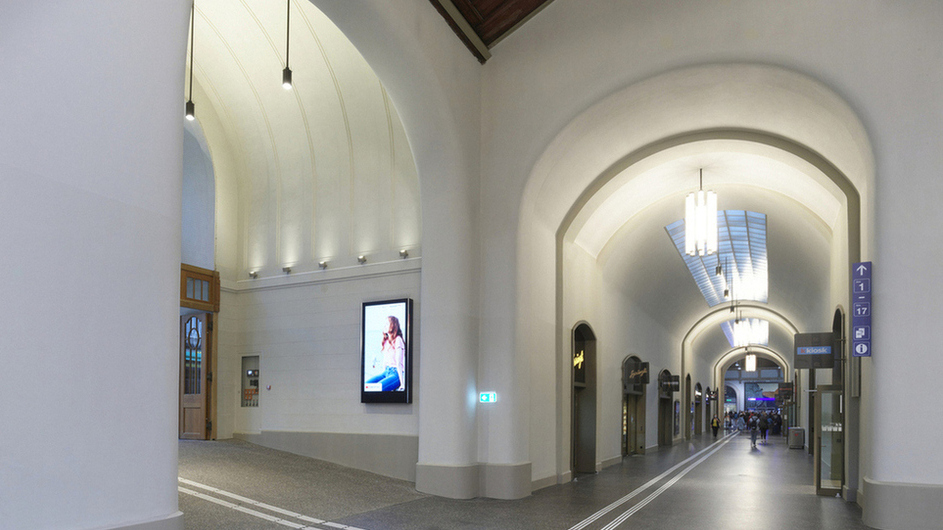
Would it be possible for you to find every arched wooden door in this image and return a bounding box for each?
[179,313,210,440]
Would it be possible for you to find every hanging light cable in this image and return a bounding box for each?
[185,1,196,120]
[282,0,292,89]
[685,168,718,256]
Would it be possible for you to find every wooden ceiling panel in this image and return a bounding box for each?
[430,0,554,62]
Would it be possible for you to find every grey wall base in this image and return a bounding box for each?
[235,431,533,500]
[862,477,943,530]
[234,431,419,482]
[416,462,533,500]
[107,511,183,530]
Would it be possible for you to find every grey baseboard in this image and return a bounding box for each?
[480,462,532,499]
[106,511,183,530]
[234,431,418,482]
[416,462,479,499]
[532,474,557,491]
[862,476,943,530]
[600,455,622,469]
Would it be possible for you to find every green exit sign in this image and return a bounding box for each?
[479,392,497,403]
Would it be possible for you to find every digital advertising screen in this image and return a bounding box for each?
[361,298,413,404]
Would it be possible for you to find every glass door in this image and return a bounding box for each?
[815,385,843,496]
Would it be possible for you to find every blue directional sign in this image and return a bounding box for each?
[852,261,872,357]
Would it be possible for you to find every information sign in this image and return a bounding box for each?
[852,261,872,357]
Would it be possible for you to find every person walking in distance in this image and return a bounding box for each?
[749,414,759,447]
[758,413,770,445]
[711,415,721,438]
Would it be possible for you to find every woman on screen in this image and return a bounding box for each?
[366,316,405,391]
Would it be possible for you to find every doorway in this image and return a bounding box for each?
[622,356,647,456]
[658,370,675,446]
[572,324,596,474]
[815,384,844,496]
[694,383,703,436]
[180,312,212,440]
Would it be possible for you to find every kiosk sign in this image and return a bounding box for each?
[852,261,872,357]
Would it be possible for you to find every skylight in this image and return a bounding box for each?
[665,210,768,307]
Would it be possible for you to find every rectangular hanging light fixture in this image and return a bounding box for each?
[745,353,757,372]
[685,169,717,256]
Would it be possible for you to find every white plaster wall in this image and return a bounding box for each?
[0,1,188,528]
[182,123,216,270]
[219,266,421,439]
[597,277,679,459]
[189,82,241,282]
[312,2,484,480]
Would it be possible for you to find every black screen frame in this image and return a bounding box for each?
[360,298,413,404]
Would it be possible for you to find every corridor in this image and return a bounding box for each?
[178,433,867,529]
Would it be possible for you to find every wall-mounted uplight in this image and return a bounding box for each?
[318,261,328,269]
[399,249,409,258]
[248,271,258,279]
[357,255,367,264]
[282,266,291,274]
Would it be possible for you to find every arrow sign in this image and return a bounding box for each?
[852,261,872,357]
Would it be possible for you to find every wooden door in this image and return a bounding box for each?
[179,313,208,439]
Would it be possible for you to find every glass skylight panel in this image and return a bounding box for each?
[665,210,768,307]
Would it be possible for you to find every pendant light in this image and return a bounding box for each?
[282,0,292,89]
[745,351,757,372]
[185,2,196,120]
[684,169,718,256]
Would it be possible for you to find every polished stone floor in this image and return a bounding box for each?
[178,432,870,529]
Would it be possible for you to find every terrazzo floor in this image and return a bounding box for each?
[178,432,869,529]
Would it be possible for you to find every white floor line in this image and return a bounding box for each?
[178,478,368,530]
[599,435,735,530]
[568,432,737,530]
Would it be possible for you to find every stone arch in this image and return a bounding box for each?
[515,64,873,479]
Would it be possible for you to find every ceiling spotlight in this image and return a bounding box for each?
[318,261,328,269]
[399,249,409,258]
[248,271,258,279]
[282,266,291,274]
[357,255,367,264]
[185,100,195,121]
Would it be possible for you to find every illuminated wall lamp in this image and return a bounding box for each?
[318,261,328,269]
[282,266,291,274]
[357,255,367,264]
[399,249,409,258]
[248,271,258,279]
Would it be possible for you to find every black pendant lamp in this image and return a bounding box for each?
[186,2,196,120]
[282,0,292,89]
